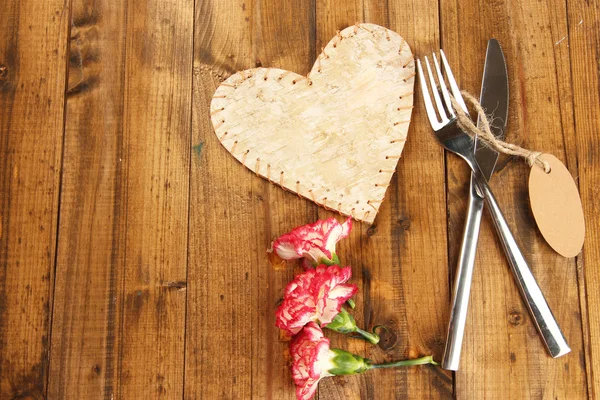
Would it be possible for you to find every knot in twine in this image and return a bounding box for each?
[450,91,551,173]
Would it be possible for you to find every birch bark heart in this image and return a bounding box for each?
[210,23,415,224]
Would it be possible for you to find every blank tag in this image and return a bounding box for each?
[528,154,585,258]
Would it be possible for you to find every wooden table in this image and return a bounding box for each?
[1,0,599,399]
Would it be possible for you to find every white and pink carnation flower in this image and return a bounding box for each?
[290,322,335,400]
[269,217,352,267]
[289,323,437,400]
[290,322,375,400]
[276,265,357,336]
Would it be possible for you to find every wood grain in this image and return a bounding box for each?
[315,2,452,399]
[251,1,319,398]
[186,0,316,398]
[566,0,600,398]
[316,8,385,400]
[186,0,260,396]
[48,1,127,398]
[440,0,588,398]
[0,1,69,398]
[117,0,193,398]
[388,2,454,397]
[1,0,599,399]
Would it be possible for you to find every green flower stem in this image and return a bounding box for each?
[327,351,438,377]
[368,355,439,369]
[355,327,380,345]
[325,308,380,344]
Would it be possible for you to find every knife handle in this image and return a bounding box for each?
[472,167,571,358]
[442,173,484,371]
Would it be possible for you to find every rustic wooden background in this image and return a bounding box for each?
[1,0,599,399]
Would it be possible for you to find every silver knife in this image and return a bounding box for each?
[442,39,509,371]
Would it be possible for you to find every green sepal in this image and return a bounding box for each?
[325,307,356,334]
[328,349,371,375]
[320,253,341,266]
[325,308,380,344]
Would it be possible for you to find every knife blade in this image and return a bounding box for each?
[442,39,509,371]
[475,39,509,179]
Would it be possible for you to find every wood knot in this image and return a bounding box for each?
[377,327,397,350]
[392,218,411,236]
[509,310,523,326]
[366,225,377,236]
[426,336,445,350]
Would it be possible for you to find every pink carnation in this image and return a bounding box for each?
[276,265,357,336]
[290,322,335,400]
[289,323,438,400]
[269,217,352,266]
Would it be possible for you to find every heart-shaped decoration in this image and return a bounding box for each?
[210,23,415,224]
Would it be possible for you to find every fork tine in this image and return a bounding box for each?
[433,53,455,118]
[424,56,449,122]
[440,49,468,113]
[417,59,444,130]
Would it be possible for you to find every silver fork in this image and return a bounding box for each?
[417,51,570,359]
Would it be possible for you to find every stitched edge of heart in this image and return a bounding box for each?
[210,23,414,224]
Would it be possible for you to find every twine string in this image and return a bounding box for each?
[450,90,551,173]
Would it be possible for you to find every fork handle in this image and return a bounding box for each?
[442,173,484,371]
[472,169,571,358]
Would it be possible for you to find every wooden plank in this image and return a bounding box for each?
[315,2,452,399]
[314,7,372,400]
[1,1,595,399]
[47,1,127,398]
[117,0,193,397]
[251,1,318,398]
[566,0,600,398]
[386,2,452,398]
[186,1,259,397]
[440,0,588,398]
[185,0,316,398]
[0,0,69,398]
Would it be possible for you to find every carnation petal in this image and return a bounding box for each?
[324,217,352,253]
[296,378,321,400]
[328,284,358,300]
[275,265,356,336]
[273,241,303,259]
[269,218,352,265]
[305,247,331,263]
[290,323,334,400]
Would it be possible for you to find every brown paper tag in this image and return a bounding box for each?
[528,154,585,258]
